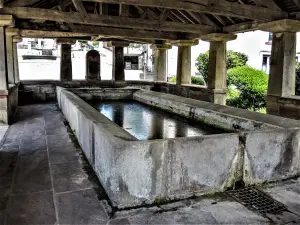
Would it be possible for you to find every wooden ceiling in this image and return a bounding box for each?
[0,0,299,43]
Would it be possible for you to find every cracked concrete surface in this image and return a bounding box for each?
[0,103,299,224]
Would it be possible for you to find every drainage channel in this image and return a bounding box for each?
[226,187,287,215]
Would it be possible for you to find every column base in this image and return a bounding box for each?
[85,76,101,81]
[0,85,19,124]
[266,95,300,119]
[207,88,227,105]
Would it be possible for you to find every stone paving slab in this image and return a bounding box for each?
[56,188,108,224]
[5,191,56,225]
[110,198,270,225]
[51,161,94,193]
[264,179,300,223]
[1,103,300,224]
[13,151,51,194]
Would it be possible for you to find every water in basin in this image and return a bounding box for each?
[89,100,226,140]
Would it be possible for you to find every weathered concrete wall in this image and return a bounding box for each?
[69,88,138,101]
[133,90,300,131]
[57,88,300,208]
[0,84,19,124]
[152,83,225,104]
[19,80,153,104]
[243,129,300,184]
[57,87,242,208]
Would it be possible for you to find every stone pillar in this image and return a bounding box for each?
[201,33,237,105]
[0,15,16,124]
[268,32,296,97]
[0,26,7,90]
[86,50,101,81]
[108,41,129,82]
[171,40,198,85]
[5,28,19,84]
[57,39,75,81]
[259,20,299,115]
[151,42,171,82]
[12,36,22,83]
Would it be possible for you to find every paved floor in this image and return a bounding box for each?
[0,103,300,225]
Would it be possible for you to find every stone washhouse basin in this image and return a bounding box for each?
[57,86,300,208]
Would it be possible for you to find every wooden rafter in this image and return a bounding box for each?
[72,0,89,21]
[0,7,218,34]
[80,0,287,21]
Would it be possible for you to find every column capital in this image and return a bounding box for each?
[259,19,300,33]
[201,33,237,42]
[0,15,15,27]
[56,38,76,45]
[170,39,199,47]
[151,43,172,50]
[5,28,19,36]
[13,35,22,43]
[107,41,130,47]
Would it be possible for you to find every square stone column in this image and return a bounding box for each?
[171,40,198,85]
[13,36,22,83]
[5,28,19,84]
[0,15,16,124]
[269,32,296,97]
[0,26,7,90]
[108,41,129,82]
[259,20,299,115]
[151,41,172,82]
[201,33,237,105]
[57,39,75,81]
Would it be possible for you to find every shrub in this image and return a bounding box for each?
[227,66,268,110]
[296,62,300,95]
[169,76,176,83]
[169,76,205,85]
[226,88,240,107]
[196,50,248,83]
[191,76,205,85]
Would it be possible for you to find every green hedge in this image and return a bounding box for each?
[296,62,300,95]
[227,66,268,110]
[169,76,205,85]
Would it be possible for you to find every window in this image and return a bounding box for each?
[262,54,270,73]
[268,33,273,42]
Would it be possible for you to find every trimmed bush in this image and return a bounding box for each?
[227,66,268,110]
[191,76,205,85]
[169,76,205,85]
[296,62,300,95]
[196,50,248,83]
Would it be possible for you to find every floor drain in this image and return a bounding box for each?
[226,187,287,215]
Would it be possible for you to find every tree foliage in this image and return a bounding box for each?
[227,66,268,110]
[196,50,248,83]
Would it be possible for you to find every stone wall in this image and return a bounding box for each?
[20,80,223,105]
[267,95,300,119]
[57,87,300,208]
[152,83,226,103]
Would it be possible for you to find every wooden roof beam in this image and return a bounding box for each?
[81,0,287,21]
[17,23,183,40]
[0,7,218,34]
